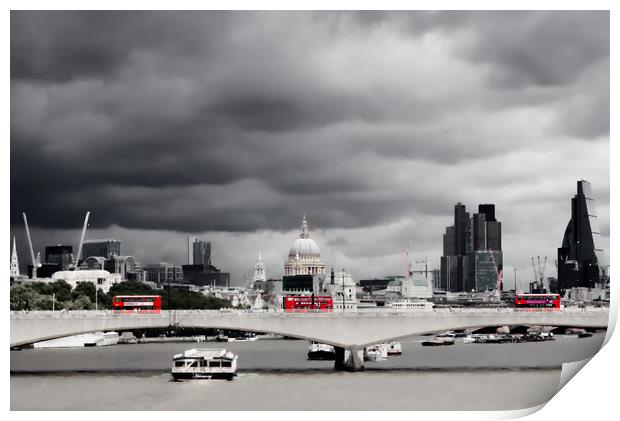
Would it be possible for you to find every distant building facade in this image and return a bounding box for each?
[82,239,121,260]
[45,245,73,271]
[182,264,230,287]
[145,263,183,285]
[557,180,606,293]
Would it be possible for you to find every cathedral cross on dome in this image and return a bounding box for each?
[300,214,310,239]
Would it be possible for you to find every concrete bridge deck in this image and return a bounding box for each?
[11,308,609,349]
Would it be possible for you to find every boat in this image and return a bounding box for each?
[474,334,502,344]
[522,332,555,342]
[33,333,96,349]
[364,344,389,361]
[463,335,476,344]
[84,333,104,347]
[386,341,402,355]
[171,348,238,381]
[101,332,120,346]
[119,332,138,344]
[227,333,258,342]
[421,337,455,346]
[307,342,336,360]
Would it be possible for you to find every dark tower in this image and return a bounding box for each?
[557,180,604,293]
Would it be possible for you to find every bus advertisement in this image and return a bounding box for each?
[284,295,333,312]
[515,293,560,309]
[112,295,162,313]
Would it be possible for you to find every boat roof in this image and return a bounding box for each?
[173,348,235,360]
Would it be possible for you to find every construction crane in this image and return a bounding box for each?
[530,256,548,292]
[22,212,41,279]
[400,248,413,279]
[489,252,503,296]
[70,211,90,270]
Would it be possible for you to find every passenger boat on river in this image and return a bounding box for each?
[171,348,238,381]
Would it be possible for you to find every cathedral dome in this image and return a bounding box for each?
[287,215,321,258]
[284,215,325,276]
[289,237,321,258]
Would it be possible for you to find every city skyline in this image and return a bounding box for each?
[10,11,610,284]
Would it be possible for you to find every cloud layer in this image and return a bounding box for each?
[10,11,609,283]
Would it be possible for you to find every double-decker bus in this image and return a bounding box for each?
[284,295,333,312]
[112,295,162,313]
[515,293,560,309]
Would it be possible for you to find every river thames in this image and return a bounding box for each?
[11,333,605,410]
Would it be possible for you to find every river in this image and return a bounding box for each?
[10,333,605,410]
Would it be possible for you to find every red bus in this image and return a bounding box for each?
[112,295,162,313]
[515,293,560,309]
[284,295,333,312]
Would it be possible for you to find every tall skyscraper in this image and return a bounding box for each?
[45,245,73,271]
[10,237,20,277]
[192,238,211,267]
[440,202,503,292]
[557,180,606,292]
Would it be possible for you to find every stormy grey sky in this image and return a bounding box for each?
[10,11,609,286]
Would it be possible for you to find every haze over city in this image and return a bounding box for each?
[10,11,609,284]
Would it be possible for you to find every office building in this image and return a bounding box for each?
[45,245,73,271]
[440,202,503,292]
[145,263,183,285]
[557,180,606,293]
[182,264,230,287]
[192,238,211,266]
[82,239,121,260]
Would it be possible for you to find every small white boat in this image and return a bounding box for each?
[101,332,119,346]
[227,334,258,342]
[171,348,238,381]
[307,342,336,360]
[386,341,402,355]
[364,344,389,361]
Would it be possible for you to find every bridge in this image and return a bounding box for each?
[10,308,609,370]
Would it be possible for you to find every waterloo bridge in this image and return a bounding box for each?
[10,308,609,371]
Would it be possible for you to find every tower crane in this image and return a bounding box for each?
[22,212,41,279]
[400,248,413,278]
[489,251,503,297]
[530,256,549,292]
[70,211,90,270]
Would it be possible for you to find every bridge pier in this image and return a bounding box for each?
[334,347,364,371]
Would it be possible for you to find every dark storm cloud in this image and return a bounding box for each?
[11,10,609,247]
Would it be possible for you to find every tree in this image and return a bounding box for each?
[10,284,39,310]
[70,295,93,310]
[72,282,96,302]
[50,280,72,302]
[108,280,157,297]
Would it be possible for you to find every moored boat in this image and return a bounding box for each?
[171,348,238,381]
[307,342,336,360]
[386,341,402,355]
[421,337,455,346]
[364,343,389,361]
